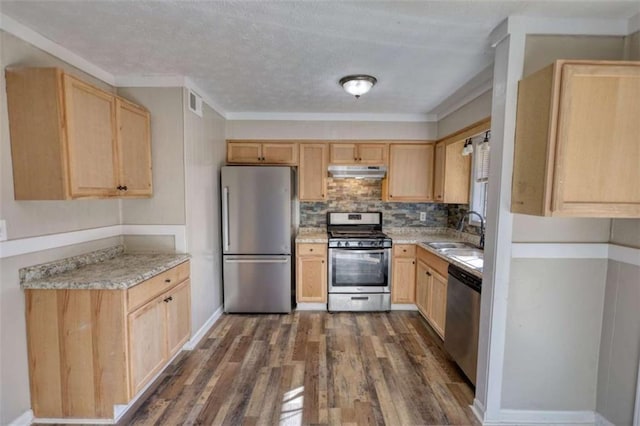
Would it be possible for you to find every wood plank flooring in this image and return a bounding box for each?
[125,311,479,426]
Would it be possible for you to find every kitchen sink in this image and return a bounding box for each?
[427,241,478,250]
[444,248,484,271]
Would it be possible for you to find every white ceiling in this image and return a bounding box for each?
[1,1,639,118]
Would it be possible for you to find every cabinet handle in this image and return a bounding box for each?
[426,271,432,276]
[309,248,313,252]
[117,185,123,190]
[402,249,407,252]
[122,185,128,191]
[412,261,415,264]
[165,279,171,283]
[321,260,325,264]
[164,296,173,303]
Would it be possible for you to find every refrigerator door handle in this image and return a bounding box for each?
[224,257,290,264]
[222,186,230,252]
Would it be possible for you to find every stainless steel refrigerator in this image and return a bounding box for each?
[221,166,295,313]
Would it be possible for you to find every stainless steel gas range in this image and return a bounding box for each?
[327,212,392,312]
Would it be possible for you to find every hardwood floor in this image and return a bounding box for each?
[125,311,479,426]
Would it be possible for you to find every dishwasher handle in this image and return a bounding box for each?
[448,264,482,293]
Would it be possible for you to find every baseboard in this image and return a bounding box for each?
[481,409,597,425]
[595,412,614,426]
[8,409,33,426]
[183,305,223,350]
[471,399,485,424]
[295,302,327,311]
[391,303,418,311]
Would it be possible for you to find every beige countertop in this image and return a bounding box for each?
[20,245,190,290]
[296,228,328,243]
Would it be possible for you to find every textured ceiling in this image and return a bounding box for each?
[1,1,639,116]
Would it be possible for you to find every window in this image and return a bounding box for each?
[468,133,490,226]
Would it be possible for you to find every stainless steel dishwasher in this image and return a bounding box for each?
[444,263,482,385]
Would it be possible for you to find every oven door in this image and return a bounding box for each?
[328,248,391,293]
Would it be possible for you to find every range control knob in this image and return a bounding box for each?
[345,241,350,247]
[358,241,364,247]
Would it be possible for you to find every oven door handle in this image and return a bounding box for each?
[330,249,387,255]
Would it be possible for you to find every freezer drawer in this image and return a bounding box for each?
[223,255,292,313]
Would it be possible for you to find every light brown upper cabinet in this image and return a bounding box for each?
[433,139,471,204]
[5,68,152,200]
[512,60,640,217]
[330,142,388,165]
[299,143,328,201]
[385,143,434,202]
[227,141,298,165]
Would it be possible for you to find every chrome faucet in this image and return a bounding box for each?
[457,210,485,249]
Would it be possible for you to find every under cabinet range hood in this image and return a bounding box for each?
[328,165,387,179]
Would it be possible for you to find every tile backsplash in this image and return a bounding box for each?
[300,178,448,228]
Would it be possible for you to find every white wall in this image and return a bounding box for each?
[183,89,226,334]
[0,31,120,239]
[596,259,640,425]
[226,119,437,140]
[118,87,186,226]
[437,90,492,139]
[503,259,607,410]
[500,33,637,415]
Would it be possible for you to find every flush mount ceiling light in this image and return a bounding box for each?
[339,75,377,98]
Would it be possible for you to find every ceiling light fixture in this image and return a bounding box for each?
[339,75,377,98]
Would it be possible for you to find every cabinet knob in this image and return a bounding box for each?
[402,249,407,252]
[426,271,432,276]
[164,296,173,303]
[165,279,171,283]
[117,185,123,190]
[389,194,393,198]
[412,261,415,264]
[122,185,128,191]
[322,260,325,264]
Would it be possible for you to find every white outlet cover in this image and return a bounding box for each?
[0,220,7,241]
[420,212,427,221]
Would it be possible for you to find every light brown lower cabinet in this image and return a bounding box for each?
[25,261,191,419]
[296,243,327,303]
[415,247,449,339]
[391,244,416,304]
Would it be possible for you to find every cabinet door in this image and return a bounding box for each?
[116,99,152,197]
[415,260,430,319]
[553,63,640,215]
[428,269,448,338]
[299,144,328,201]
[296,255,327,303]
[128,297,166,396]
[166,280,191,358]
[227,142,262,163]
[391,257,416,304]
[387,144,434,201]
[433,142,446,202]
[444,140,471,204]
[262,143,298,165]
[63,74,118,198]
[358,144,388,164]
[330,143,358,164]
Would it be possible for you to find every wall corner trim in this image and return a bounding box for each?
[183,306,223,350]
[629,12,640,33]
[8,409,33,426]
[511,242,640,266]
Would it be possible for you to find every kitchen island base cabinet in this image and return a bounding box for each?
[25,261,191,420]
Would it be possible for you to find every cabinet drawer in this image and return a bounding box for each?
[393,244,416,258]
[417,247,449,278]
[128,267,181,312]
[175,261,190,283]
[297,243,326,256]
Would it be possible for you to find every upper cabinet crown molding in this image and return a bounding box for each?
[5,67,152,200]
[512,60,640,217]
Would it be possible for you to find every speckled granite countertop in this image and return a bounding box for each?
[296,228,328,243]
[386,228,483,278]
[295,227,482,278]
[20,245,190,290]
